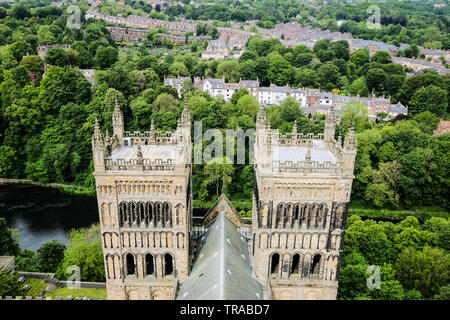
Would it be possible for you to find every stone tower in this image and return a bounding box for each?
[92,100,192,300]
[252,105,357,300]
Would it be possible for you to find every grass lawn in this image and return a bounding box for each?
[20,278,48,297]
[49,287,107,300]
[17,278,107,299]
[349,200,448,220]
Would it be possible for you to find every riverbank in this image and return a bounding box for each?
[0,178,95,196]
[2,180,447,221]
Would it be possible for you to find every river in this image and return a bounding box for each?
[0,184,99,250]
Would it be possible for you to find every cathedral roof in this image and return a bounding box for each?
[202,193,245,227]
[273,141,337,164]
[176,213,263,300]
[110,144,175,161]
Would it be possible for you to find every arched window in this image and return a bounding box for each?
[164,202,172,227]
[164,253,173,276]
[276,203,284,228]
[149,202,155,226]
[145,254,154,276]
[119,202,127,227]
[311,254,321,276]
[175,206,180,226]
[293,204,300,226]
[155,202,162,226]
[126,253,135,276]
[317,204,327,228]
[335,205,345,229]
[291,254,300,274]
[129,202,136,226]
[137,202,145,227]
[270,253,280,275]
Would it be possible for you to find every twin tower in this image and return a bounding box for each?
[92,100,357,300]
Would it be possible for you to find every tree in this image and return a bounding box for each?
[371,51,392,64]
[216,60,240,82]
[350,49,369,66]
[337,252,369,300]
[348,76,369,97]
[239,50,258,62]
[238,60,256,80]
[339,101,370,133]
[267,53,291,86]
[95,46,118,69]
[317,62,340,89]
[294,53,315,67]
[330,41,350,61]
[57,232,105,282]
[37,240,66,273]
[364,161,401,208]
[45,48,70,67]
[0,267,21,297]
[202,157,235,196]
[0,218,20,256]
[280,97,301,122]
[20,55,44,83]
[293,68,318,88]
[423,217,450,251]
[169,61,189,76]
[0,146,18,178]
[230,88,249,106]
[153,93,180,114]
[344,216,396,265]
[398,151,427,207]
[39,66,91,113]
[409,85,447,117]
[394,227,438,252]
[411,111,440,135]
[366,263,405,300]
[366,68,387,92]
[236,94,259,118]
[395,246,450,298]
[432,285,450,300]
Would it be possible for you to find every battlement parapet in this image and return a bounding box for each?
[123,131,177,145]
[104,158,175,171]
[278,133,324,145]
[272,160,343,175]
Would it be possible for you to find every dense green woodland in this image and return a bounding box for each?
[0,0,448,301]
[0,1,449,211]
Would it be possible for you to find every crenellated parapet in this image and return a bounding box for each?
[273,160,343,175]
[92,100,192,174]
[278,132,325,146]
[255,104,354,178]
[104,158,175,172]
[123,130,177,145]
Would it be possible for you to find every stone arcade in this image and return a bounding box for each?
[92,100,192,300]
[91,101,357,300]
[252,104,357,300]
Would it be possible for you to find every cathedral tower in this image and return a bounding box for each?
[92,101,192,300]
[252,107,357,300]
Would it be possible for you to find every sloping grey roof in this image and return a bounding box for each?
[176,213,263,300]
